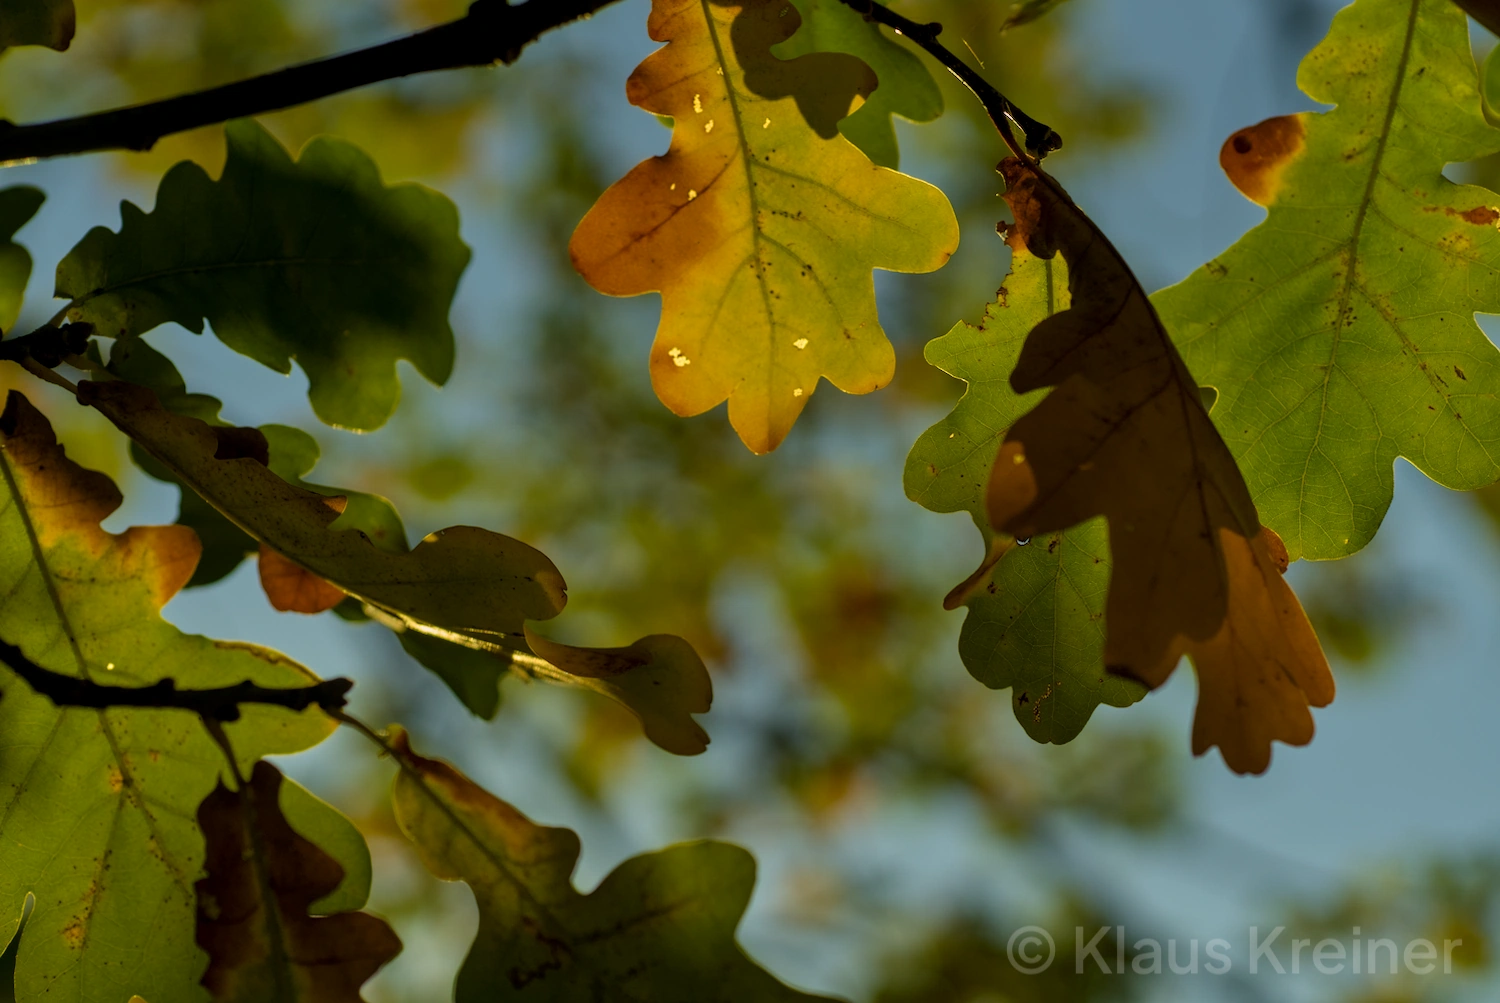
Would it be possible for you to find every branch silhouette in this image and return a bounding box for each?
[0,0,627,164]
[0,638,352,721]
[833,0,1061,159]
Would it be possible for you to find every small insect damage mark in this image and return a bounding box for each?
[667,347,691,368]
[1019,683,1054,722]
[1220,114,1307,207]
[1455,365,1468,380]
[1425,204,1500,227]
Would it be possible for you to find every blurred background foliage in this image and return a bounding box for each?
[1,0,1499,1001]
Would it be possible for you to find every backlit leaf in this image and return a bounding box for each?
[904,230,1143,743]
[0,391,355,1003]
[386,727,839,1002]
[77,380,713,754]
[195,762,400,1002]
[986,159,1332,773]
[773,0,943,168]
[570,0,958,454]
[79,379,565,649]
[103,338,406,588]
[1154,0,1500,560]
[56,119,469,431]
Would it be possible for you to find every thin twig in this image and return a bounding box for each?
[834,0,1061,160]
[201,716,249,790]
[0,638,352,722]
[0,0,628,164]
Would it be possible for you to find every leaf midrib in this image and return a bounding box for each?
[1304,0,1422,548]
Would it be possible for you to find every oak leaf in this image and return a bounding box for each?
[0,391,364,1003]
[570,0,958,454]
[1154,0,1500,560]
[986,159,1333,773]
[904,230,1143,743]
[56,120,468,431]
[195,762,400,1002]
[76,379,713,754]
[387,727,839,1002]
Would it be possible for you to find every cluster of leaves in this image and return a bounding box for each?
[0,0,1496,998]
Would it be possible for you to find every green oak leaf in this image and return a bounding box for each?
[774,0,943,168]
[904,235,1143,743]
[0,390,361,1003]
[398,630,508,719]
[1154,0,1500,560]
[56,119,470,431]
[387,727,840,1003]
[0,188,43,333]
[0,0,73,51]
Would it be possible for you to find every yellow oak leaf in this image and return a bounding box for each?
[570,0,958,453]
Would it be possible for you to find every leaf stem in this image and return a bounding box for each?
[0,0,629,164]
[201,716,249,790]
[0,637,353,722]
[834,0,1062,160]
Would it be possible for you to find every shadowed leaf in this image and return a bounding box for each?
[195,762,400,1002]
[985,160,1332,773]
[386,727,840,1002]
[1155,0,1500,560]
[106,339,410,589]
[56,119,469,431]
[773,0,943,168]
[79,380,713,754]
[0,188,43,333]
[0,0,73,50]
[570,0,958,453]
[79,379,565,644]
[904,231,1143,743]
[999,0,1074,31]
[0,391,359,1003]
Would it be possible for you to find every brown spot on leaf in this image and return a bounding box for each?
[1220,114,1307,207]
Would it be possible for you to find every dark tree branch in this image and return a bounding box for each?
[0,638,352,721]
[834,0,1061,161]
[0,322,91,365]
[0,0,627,164]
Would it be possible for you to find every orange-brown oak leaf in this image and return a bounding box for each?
[569,0,958,454]
[985,158,1333,773]
[196,761,400,1002]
